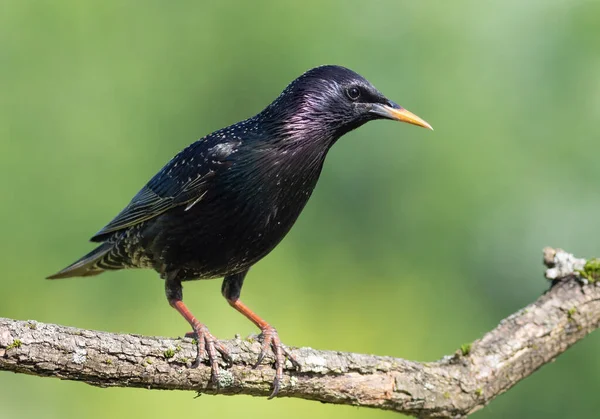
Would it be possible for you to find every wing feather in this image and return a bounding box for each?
[90,139,237,242]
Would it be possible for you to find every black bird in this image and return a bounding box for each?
[48,65,432,397]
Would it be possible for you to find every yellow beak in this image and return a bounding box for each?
[370,103,433,130]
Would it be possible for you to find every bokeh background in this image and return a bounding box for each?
[2,1,599,418]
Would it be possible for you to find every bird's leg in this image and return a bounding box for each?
[222,271,300,398]
[165,274,230,387]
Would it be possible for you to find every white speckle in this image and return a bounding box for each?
[210,142,237,159]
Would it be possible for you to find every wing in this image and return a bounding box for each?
[90,138,239,242]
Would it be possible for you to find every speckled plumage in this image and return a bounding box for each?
[47,65,432,396]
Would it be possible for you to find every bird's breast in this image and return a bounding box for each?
[145,144,328,279]
[208,146,326,270]
[230,147,325,237]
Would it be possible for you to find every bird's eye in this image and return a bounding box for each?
[346,87,361,101]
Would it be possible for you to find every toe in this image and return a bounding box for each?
[187,325,228,392]
[253,325,298,398]
[215,341,232,364]
[283,347,301,370]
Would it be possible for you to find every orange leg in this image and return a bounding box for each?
[222,271,300,398]
[166,275,229,387]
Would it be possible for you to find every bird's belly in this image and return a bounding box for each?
[142,192,309,281]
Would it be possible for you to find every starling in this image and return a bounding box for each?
[48,65,432,397]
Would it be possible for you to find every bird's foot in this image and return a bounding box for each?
[185,324,231,389]
[254,325,301,399]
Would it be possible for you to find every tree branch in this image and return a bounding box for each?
[1,248,599,417]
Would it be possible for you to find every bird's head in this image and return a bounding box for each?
[259,65,432,145]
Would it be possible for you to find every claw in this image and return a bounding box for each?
[253,325,300,399]
[185,324,230,390]
[216,341,233,364]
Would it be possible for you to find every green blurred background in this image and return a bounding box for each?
[1,1,599,418]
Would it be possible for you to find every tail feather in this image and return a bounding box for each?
[47,242,114,279]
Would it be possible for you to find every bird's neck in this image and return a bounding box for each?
[254,110,341,153]
[232,116,331,194]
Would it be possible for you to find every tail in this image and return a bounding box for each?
[46,242,114,279]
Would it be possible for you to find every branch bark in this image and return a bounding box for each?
[1,248,599,418]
